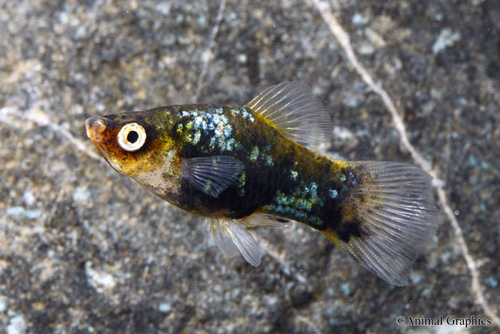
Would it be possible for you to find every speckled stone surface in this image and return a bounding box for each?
[1,1,499,333]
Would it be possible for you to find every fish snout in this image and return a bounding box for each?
[85,117,108,139]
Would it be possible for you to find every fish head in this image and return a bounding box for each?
[85,112,179,187]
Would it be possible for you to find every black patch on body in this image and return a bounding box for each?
[336,219,364,243]
[320,203,343,231]
[333,169,370,243]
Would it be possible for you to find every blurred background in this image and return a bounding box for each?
[1,1,499,333]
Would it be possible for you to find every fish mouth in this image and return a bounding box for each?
[85,117,107,140]
[85,116,110,156]
[85,116,124,174]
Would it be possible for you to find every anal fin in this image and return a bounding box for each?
[207,217,263,266]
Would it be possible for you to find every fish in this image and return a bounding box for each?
[85,81,437,286]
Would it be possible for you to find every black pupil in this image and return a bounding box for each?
[127,131,139,143]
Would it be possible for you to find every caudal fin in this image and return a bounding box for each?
[322,162,438,286]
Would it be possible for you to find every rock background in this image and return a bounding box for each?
[1,0,499,333]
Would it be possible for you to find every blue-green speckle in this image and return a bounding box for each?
[250,146,259,161]
[329,189,338,199]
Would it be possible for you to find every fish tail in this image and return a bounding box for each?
[322,162,438,286]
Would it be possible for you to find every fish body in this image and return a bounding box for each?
[86,82,437,286]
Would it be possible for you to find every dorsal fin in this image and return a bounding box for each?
[246,81,333,148]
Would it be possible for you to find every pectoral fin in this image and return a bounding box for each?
[181,156,244,198]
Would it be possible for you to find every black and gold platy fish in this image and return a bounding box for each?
[86,82,437,286]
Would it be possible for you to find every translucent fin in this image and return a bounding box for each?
[207,218,263,266]
[240,213,291,227]
[181,156,244,198]
[322,162,438,286]
[246,81,332,148]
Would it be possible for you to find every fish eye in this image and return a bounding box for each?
[117,122,147,151]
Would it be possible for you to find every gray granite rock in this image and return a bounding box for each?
[1,0,499,333]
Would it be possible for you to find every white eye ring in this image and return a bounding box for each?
[117,122,147,152]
